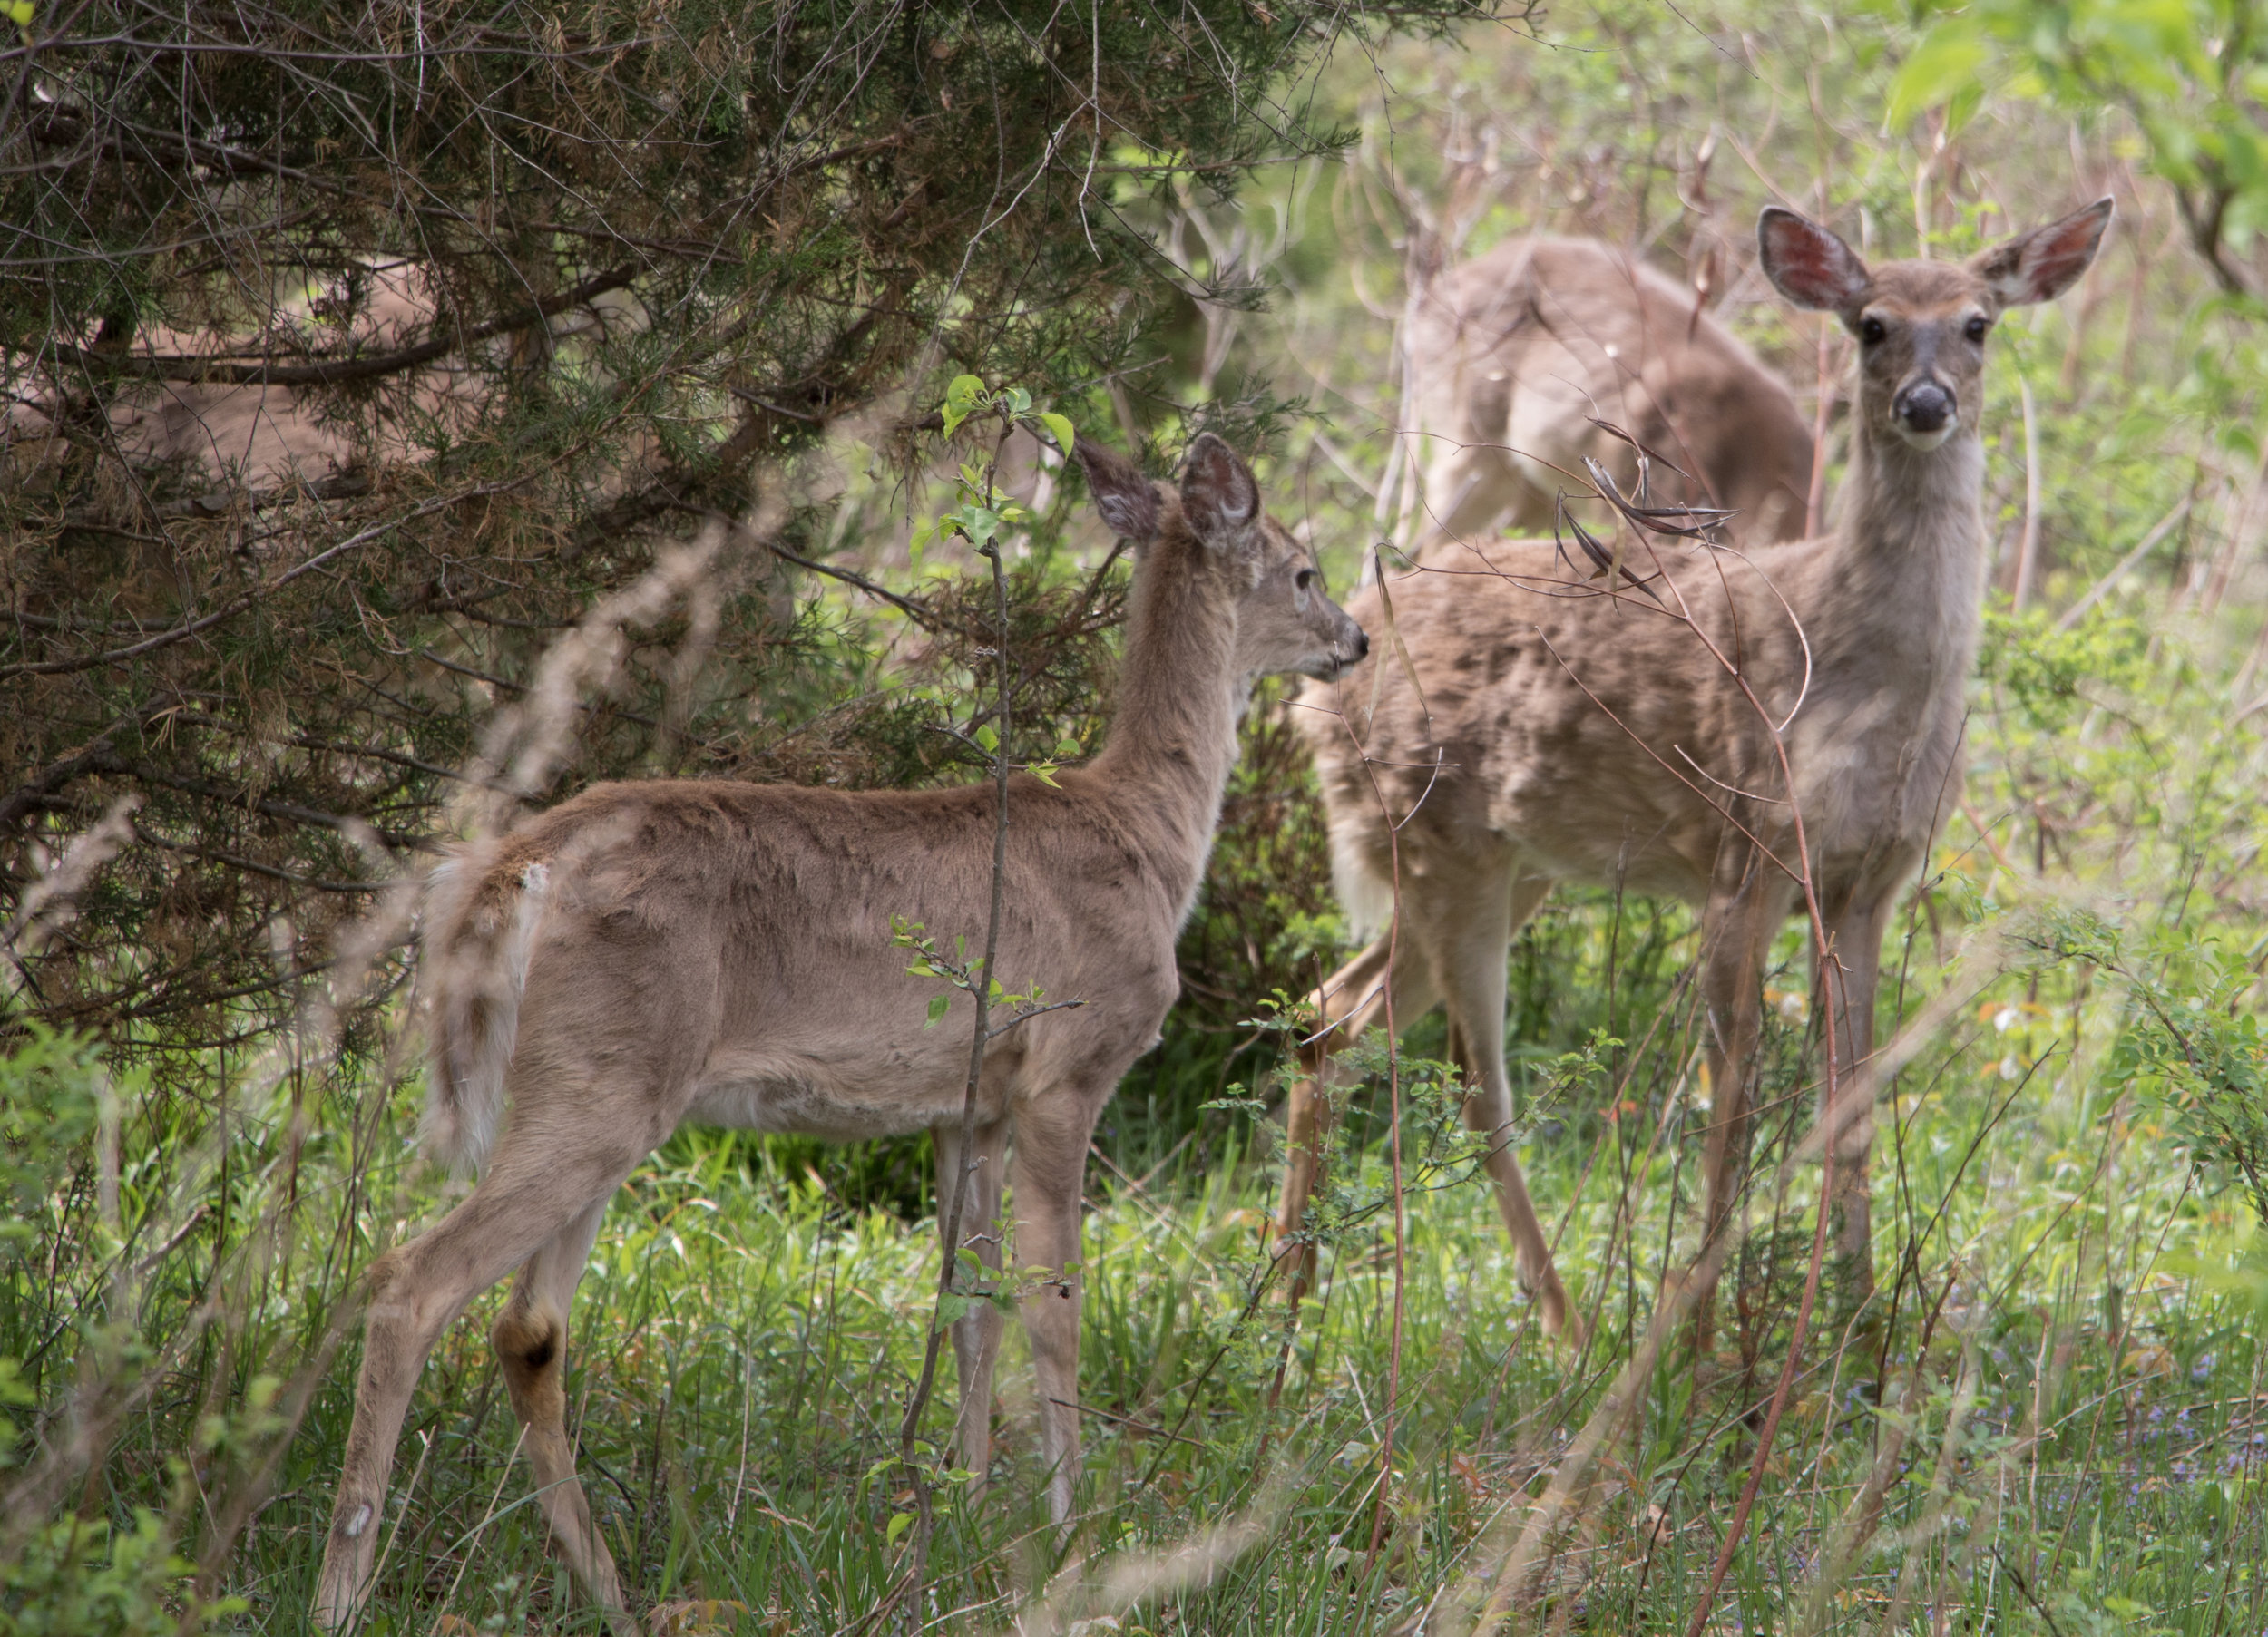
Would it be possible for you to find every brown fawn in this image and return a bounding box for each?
[1275,200,2113,1341]
[314,435,1365,1632]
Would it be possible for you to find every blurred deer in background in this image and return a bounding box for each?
[1406,235,1817,553]
[1276,200,2113,1343]
[314,435,1367,1632]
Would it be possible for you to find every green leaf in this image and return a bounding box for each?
[948,502,1003,546]
[885,1510,916,1547]
[1037,412,1076,455]
[936,1292,973,1325]
[1028,760,1060,788]
[1889,20,1989,124]
[941,374,987,435]
[925,994,950,1028]
[974,722,999,753]
[1200,1096,1269,1116]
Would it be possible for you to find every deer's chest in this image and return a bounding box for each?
[1787,673,1966,881]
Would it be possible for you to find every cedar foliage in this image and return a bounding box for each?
[1,0,1491,1047]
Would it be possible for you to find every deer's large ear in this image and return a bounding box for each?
[1074,439,1160,542]
[1758,207,1872,316]
[1971,198,2115,307]
[1180,433,1259,548]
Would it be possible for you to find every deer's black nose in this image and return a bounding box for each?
[1895,379,1955,433]
[1350,628,1370,662]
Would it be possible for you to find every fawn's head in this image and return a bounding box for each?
[1759,199,2114,454]
[1076,433,1367,681]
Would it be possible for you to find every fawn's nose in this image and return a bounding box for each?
[1348,628,1370,662]
[1894,378,1955,434]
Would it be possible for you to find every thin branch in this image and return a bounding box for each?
[0,480,533,681]
[24,265,637,386]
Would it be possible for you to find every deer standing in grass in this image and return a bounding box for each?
[1407,235,1816,552]
[1275,201,2113,1340]
[313,434,1366,1632]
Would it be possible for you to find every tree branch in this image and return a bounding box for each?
[21,265,639,386]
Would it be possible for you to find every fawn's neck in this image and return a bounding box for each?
[1090,534,1246,901]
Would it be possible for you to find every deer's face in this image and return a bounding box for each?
[1847,265,2000,453]
[1235,517,1368,682]
[1075,432,1367,682]
[1760,199,2114,455]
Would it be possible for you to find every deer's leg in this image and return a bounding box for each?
[1419,865,1579,1340]
[1418,439,1527,557]
[934,1116,1009,1490]
[1816,889,1889,1309]
[1009,1095,1101,1530]
[1272,934,1441,1297]
[316,1135,650,1632]
[491,1194,633,1628]
[1689,865,1784,1348]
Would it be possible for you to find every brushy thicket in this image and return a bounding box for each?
[0,0,1480,1047]
[12,0,2268,1631]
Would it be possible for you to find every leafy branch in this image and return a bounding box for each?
[886,375,1080,1611]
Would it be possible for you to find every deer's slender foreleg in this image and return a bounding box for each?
[934,1116,1009,1489]
[1690,858,1787,1349]
[1815,886,1889,1310]
[1008,1094,1102,1530]
[1418,864,1578,1340]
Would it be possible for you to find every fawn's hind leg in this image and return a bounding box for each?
[493,1194,635,1628]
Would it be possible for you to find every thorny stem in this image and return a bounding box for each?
[1368,1014,1408,1568]
[1350,559,1418,1568]
[896,421,1017,1609]
[1674,557,1843,1637]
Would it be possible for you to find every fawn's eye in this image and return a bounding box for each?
[1295,568,1318,592]
[1859,316,1886,346]
[1964,315,1990,343]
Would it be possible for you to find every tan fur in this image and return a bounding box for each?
[315,434,1366,1632]
[1277,203,2114,1342]
[1408,237,1815,551]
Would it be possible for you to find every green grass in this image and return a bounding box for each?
[9,898,2268,1636]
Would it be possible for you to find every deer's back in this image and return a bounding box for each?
[447,776,1187,1135]
[1413,237,1813,541]
[1306,536,1843,903]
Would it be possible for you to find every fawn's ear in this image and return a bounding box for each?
[1179,433,1260,550]
[1075,439,1161,541]
[1970,198,2115,307]
[1758,207,1872,317]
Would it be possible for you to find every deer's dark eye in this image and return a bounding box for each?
[1295,568,1319,592]
[1964,315,1990,343]
[1859,316,1886,346]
